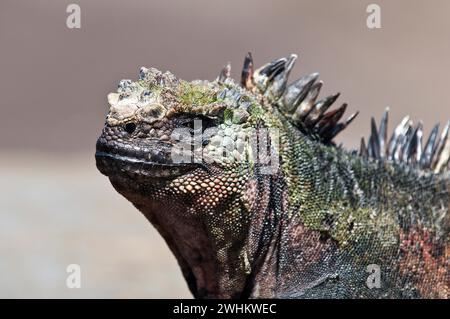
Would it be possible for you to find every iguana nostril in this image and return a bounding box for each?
[124,122,137,134]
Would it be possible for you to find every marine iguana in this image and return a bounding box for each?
[95,53,450,298]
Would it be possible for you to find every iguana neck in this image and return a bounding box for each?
[249,122,450,298]
[108,173,256,298]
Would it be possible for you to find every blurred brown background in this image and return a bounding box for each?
[1,0,449,298]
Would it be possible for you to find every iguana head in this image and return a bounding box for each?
[96,66,257,181]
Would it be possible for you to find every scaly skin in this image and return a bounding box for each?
[95,54,450,298]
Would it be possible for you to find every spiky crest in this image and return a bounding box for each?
[230,52,450,173]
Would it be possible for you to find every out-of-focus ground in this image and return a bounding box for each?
[0,154,191,298]
[1,0,450,298]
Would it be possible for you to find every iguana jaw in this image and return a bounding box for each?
[95,151,197,178]
[95,137,200,179]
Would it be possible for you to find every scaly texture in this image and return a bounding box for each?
[95,53,450,298]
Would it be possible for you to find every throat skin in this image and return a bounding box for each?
[107,173,258,298]
[132,196,222,298]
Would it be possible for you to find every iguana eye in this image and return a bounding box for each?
[179,115,215,134]
[124,122,137,134]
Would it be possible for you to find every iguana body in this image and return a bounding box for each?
[95,53,450,298]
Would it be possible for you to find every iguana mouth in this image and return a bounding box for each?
[95,139,198,178]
